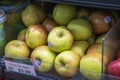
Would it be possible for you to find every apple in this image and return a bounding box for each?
[53,4,77,25]
[95,34,105,44]
[70,41,89,57]
[86,43,102,55]
[22,4,46,27]
[54,50,80,77]
[47,26,73,52]
[67,18,93,40]
[4,40,30,59]
[26,24,47,49]
[89,10,115,34]
[17,28,26,41]
[30,45,56,72]
[80,53,108,80]
[77,8,89,19]
[42,18,58,32]
[107,58,120,79]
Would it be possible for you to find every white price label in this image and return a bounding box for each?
[4,57,36,76]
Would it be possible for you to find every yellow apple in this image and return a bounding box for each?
[47,26,73,52]
[54,50,80,77]
[4,40,30,59]
[30,45,56,72]
[26,24,47,49]
[80,53,108,80]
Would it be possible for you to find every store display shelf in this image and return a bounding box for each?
[4,68,120,80]
[3,20,120,80]
[5,70,65,80]
[40,0,120,10]
[1,0,120,80]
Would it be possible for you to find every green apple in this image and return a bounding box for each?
[80,53,107,80]
[30,45,56,72]
[53,4,77,25]
[70,41,89,57]
[4,40,30,59]
[54,50,80,77]
[47,26,73,52]
[22,4,46,27]
[26,24,47,49]
[17,28,26,41]
[67,18,93,40]
[95,34,105,44]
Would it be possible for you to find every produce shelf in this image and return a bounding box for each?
[40,0,120,10]
[4,19,120,79]
[4,68,120,80]
[5,70,66,80]
[2,0,120,80]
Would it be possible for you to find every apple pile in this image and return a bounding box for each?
[3,3,119,79]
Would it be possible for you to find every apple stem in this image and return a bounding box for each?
[60,60,65,67]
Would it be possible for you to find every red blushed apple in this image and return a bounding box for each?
[107,58,120,78]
